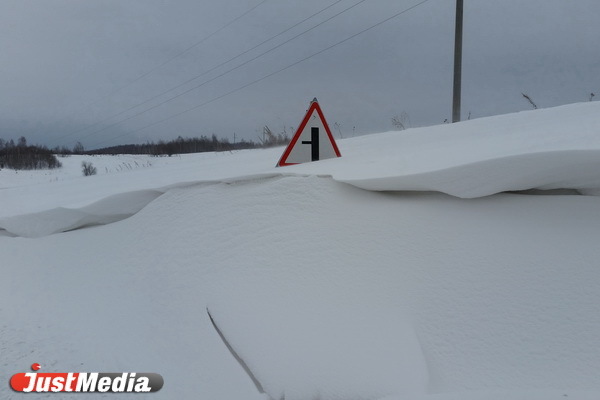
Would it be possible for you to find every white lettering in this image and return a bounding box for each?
[35,376,50,392]
[76,373,98,392]
[126,372,136,391]
[22,373,36,393]
[96,376,111,392]
[65,373,77,392]
[50,376,64,392]
[134,376,151,392]
[111,373,127,392]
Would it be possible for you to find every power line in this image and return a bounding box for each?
[75,0,369,145]
[51,0,269,144]
[62,0,346,145]
[91,0,434,149]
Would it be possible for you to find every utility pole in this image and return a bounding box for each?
[452,0,463,123]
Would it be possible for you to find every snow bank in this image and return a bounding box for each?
[339,149,600,198]
[4,175,600,400]
[3,103,600,399]
[288,102,600,197]
[0,150,282,219]
[0,189,163,237]
[4,103,600,221]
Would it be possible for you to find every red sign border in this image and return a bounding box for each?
[277,100,341,167]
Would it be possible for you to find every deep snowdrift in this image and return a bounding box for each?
[0,189,163,237]
[2,103,600,399]
[288,102,600,197]
[338,149,600,197]
[3,102,600,222]
[2,176,600,400]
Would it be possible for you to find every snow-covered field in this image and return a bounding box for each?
[2,102,600,399]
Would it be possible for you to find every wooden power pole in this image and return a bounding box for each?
[452,0,463,123]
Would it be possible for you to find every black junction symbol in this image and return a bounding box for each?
[302,127,320,161]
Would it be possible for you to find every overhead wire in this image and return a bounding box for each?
[51,0,269,144]
[76,0,369,145]
[90,0,434,148]
[62,0,346,145]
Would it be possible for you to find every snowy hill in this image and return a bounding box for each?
[2,102,600,399]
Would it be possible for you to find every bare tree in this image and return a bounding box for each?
[521,93,538,109]
[73,142,85,154]
[257,125,288,147]
[334,122,343,139]
[391,111,411,130]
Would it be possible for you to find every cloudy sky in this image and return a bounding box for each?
[1,0,599,149]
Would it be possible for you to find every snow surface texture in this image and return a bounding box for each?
[4,103,600,238]
[0,189,163,237]
[2,103,600,400]
[3,102,600,217]
[287,102,600,197]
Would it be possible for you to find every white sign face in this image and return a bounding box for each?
[277,100,341,167]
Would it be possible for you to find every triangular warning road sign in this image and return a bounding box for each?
[276,98,341,167]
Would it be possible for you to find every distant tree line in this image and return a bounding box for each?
[0,137,62,170]
[88,127,288,156]
[87,135,257,156]
[0,126,289,170]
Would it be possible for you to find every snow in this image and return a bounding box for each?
[2,102,600,399]
[0,189,163,238]
[0,151,281,218]
[340,149,600,198]
[286,102,600,197]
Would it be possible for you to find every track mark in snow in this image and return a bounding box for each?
[207,308,270,398]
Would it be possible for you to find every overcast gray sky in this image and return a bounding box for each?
[1,0,599,149]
